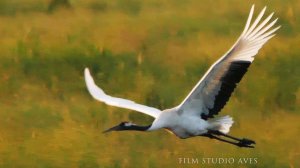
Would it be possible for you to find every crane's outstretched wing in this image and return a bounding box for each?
[177,5,280,120]
[84,68,162,118]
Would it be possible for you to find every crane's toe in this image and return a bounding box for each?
[236,141,255,148]
[236,138,256,148]
[239,144,255,148]
[240,138,256,145]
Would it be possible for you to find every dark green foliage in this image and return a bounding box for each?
[78,154,99,168]
[0,0,46,15]
[117,0,141,15]
[145,90,164,109]
[277,18,296,37]
[21,105,62,129]
[271,54,300,111]
[184,59,210,82]
[0,154,55,168]
[88,1,108,12]
[48,0,71,12]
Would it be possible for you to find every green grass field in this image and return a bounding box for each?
[0,0,299,167]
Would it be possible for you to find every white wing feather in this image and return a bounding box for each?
[84,68,161,118]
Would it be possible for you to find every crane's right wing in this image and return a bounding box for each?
[84,68,162,118]
[177,5,280,119]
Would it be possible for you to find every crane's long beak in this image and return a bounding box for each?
[102,125,121,133]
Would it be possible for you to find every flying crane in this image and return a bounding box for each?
[84,5,280,148]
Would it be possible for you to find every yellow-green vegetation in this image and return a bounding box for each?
[0,0,299,167]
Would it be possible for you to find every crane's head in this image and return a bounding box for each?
[103,121,151,133]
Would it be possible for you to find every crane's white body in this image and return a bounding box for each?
[84,5,279,139]
[148,108,211,138]
[146,107,233,138]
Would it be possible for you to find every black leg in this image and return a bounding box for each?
[208,130,256,146]
[202,133,254,148]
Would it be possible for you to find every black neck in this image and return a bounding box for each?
[125,124,152,131]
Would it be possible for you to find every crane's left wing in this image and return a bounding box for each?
[84,68,162,118]
[177,5,280,120]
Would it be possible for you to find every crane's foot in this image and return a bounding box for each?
[240,138,256,145]
[207,130,256,148]
[236,142,254,148]
[201,133,256,148]
[236,138,255,148]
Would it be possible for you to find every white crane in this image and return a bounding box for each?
[84,5,280,148]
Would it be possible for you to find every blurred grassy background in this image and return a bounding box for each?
[0,0,299,167]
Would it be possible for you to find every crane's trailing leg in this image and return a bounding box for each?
[202,133,255,148]
[205,130,255,147]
